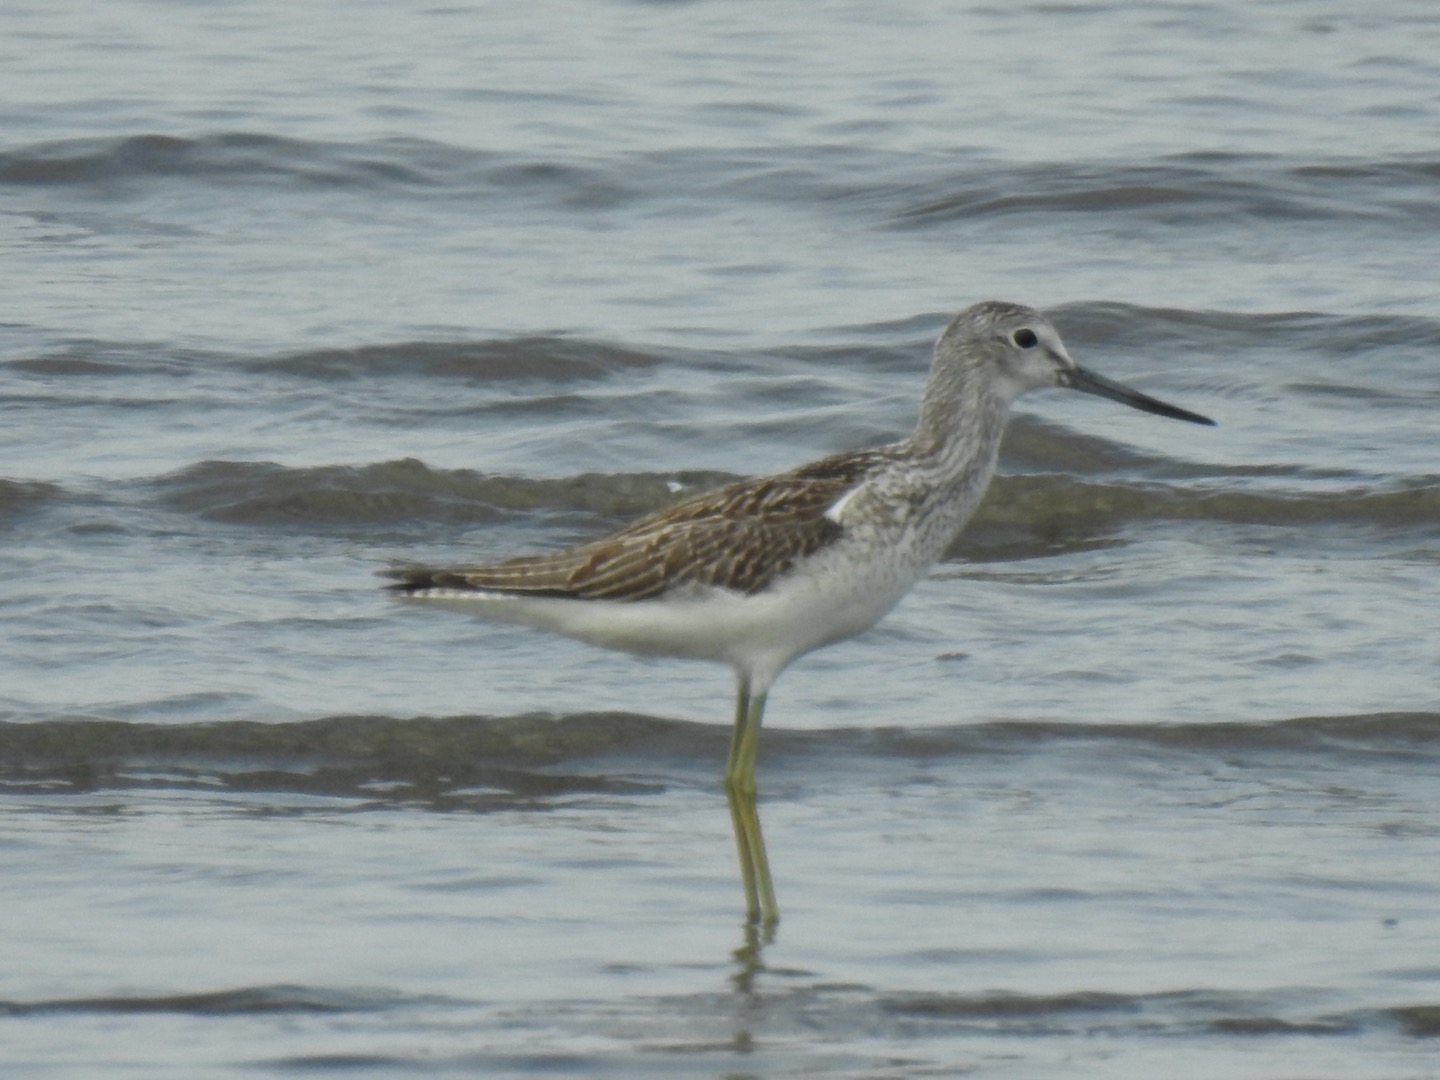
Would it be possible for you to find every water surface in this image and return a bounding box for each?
[3,1,1439,1077]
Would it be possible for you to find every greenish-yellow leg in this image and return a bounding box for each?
[724,677,778,928]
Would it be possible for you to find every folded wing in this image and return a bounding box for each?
[385,449,892,600]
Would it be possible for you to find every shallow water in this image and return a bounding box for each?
[4,1,1440,1077]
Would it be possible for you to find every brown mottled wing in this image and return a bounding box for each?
[387,448,890,600]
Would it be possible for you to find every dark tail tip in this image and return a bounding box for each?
[379,564,460,594]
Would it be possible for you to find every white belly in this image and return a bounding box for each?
[400,528,930,687]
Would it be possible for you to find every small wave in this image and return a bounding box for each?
[1,340,224,379]
[972,473,1440,545]
[1053,301,1440,358]
[0,984,435,1017]
[654,983,1429,1043]
[152,458,510,528]
[11,450,1432,551]
[0,711,690,804]
[6,135,1436,235]
[12,979,1423,1044]
[4,334,667,385]
[254,336,665,382]
[16,302,1433,391]
[0,478,64,521]
[2,712,1434,799]
[942,712,1440,753]
[877,986,1375,1038]
[148,458,736,528]
[890,154,1440,228]
[139,457,1440,544]
[883,988,1137,1020]
[0,132,641,209]
[1391,1004,1440,1038]
[0,132,485,193]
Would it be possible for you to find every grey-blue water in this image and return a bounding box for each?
[3,2,1440,1077]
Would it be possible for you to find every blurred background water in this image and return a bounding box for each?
[3,1,1439,1077]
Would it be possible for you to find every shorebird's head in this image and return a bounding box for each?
[939,301,1214,426]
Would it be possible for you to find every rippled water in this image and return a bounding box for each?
[4,1,1440,1077]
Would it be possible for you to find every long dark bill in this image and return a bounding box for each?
[1062,365,1215,426]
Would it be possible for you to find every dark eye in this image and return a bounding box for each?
[1012,328,1038,349]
